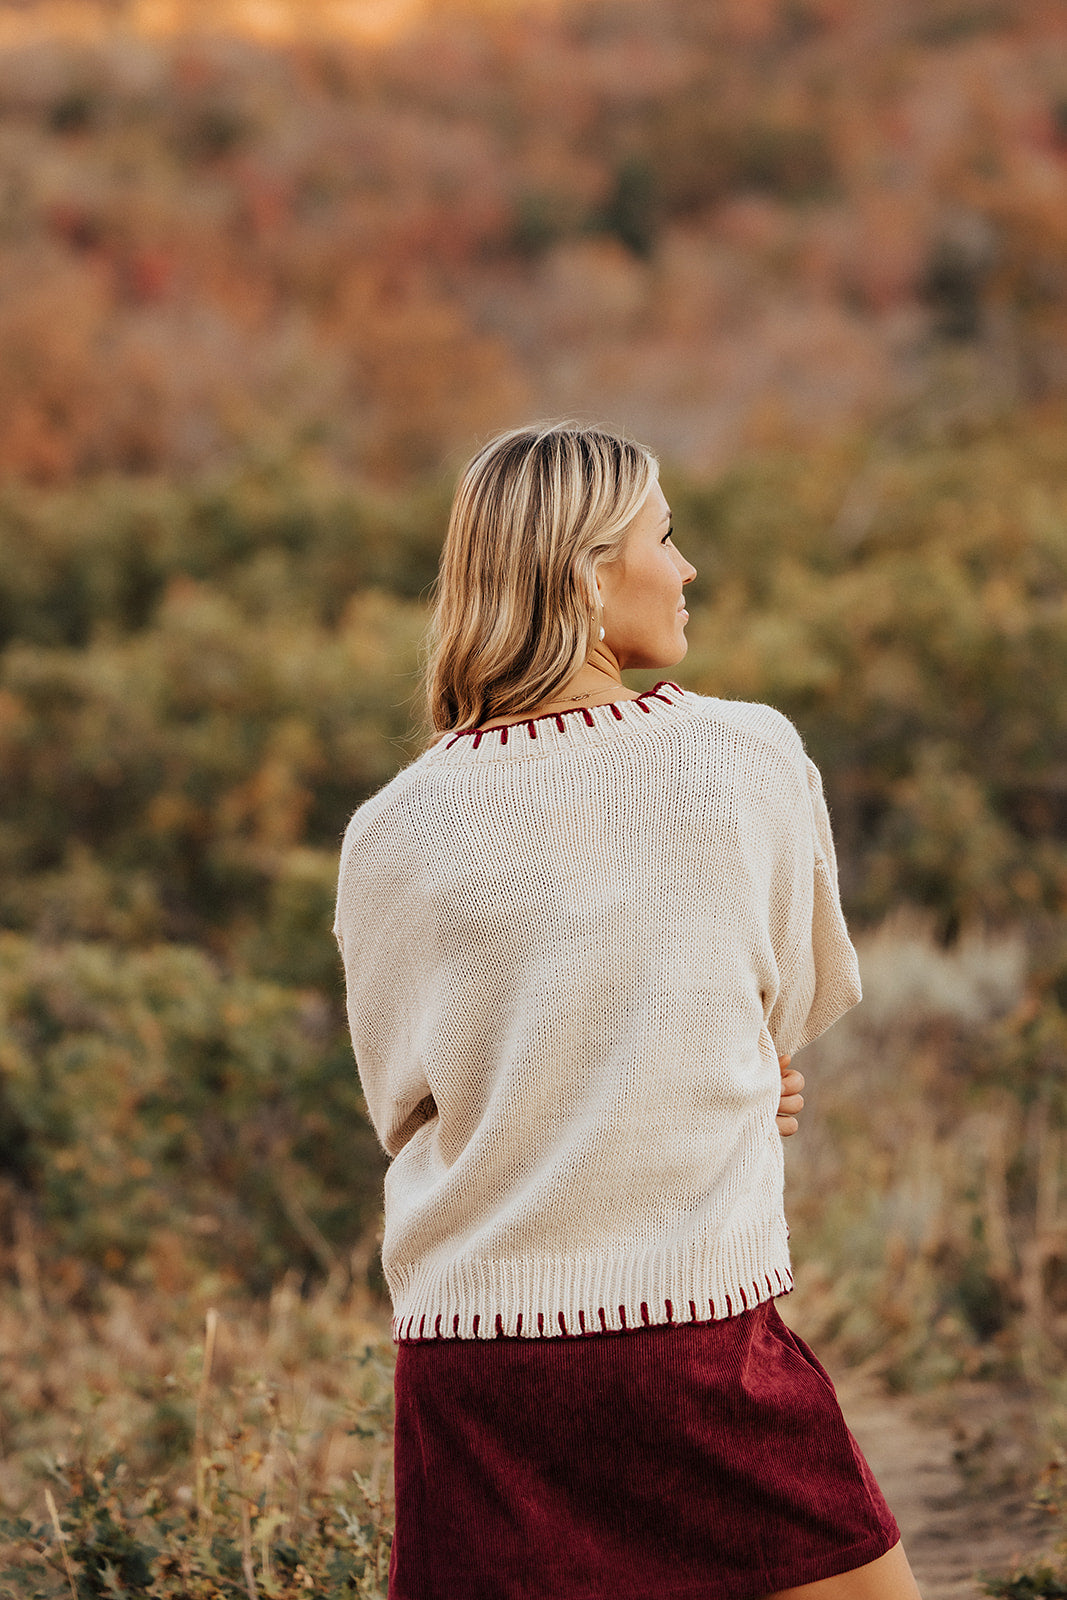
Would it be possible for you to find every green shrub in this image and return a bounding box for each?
[0,468,447,650]
[0,935,384,1297]
[0,587,424,948]
[0,1457,390,1599]
[0,1318,395,1599]
[981,1453,1067,1597]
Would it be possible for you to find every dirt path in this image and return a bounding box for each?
[833,1372,1051,1599]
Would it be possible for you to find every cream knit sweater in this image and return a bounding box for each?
[334,681,861,1341]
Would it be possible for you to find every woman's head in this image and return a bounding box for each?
[426,421,668,732]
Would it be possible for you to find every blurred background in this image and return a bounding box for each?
[1,1,1066,1594]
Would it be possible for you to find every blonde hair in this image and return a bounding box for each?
[426,422,659,733]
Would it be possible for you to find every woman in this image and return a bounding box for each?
[334,423,920,1600]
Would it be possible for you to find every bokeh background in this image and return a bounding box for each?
[1,2,1066,1594]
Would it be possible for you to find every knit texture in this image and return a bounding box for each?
[334,683,861,1341]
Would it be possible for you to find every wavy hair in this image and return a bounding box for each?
[426,422,658,733]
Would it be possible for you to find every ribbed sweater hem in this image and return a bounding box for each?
[390,1214,793,1341]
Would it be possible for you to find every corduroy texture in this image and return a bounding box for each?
[390,1300,900,1600]
[334,684,862,1342]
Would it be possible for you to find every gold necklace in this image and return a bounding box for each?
[557,676,622,705]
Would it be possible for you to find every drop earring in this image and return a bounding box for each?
[598,624,605,642]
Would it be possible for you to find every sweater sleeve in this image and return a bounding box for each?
[334,800,437,1159]
[766,755,861,1056]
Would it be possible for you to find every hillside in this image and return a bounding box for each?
[0,0,1065,481]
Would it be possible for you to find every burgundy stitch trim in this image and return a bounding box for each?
[640,1301,651,1326]
[665,1299,674,1323]
[637,700,651,712]
[516,1313,523,1335]
[618,1305,628,1329]
[527,720,536,739]
[739,1286,748,1310]
[558,1311,568,1335]
[537,1311,545,1337]
[452,1313,460,1335]
[445,681,681,747]
[581,707,594,725]
[472,1314,480,1337]
[578,1310,587,1334]
[598,1308,608,1333]
[708,1299,716,1318]
[434,1314,442,1338]
[495,1313,504,1337]
[418,1315,425,1338]
[765,1274,774,1295]
[500,725,509,745]
[725,1295,733,1316]
[689,1300,698,1321]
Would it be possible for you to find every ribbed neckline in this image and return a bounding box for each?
[427,680,687,764]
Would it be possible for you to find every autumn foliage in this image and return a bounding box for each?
[0,0,1065,482]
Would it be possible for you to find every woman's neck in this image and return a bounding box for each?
[476,648,640,730]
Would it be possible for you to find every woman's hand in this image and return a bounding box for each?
[776,1055,805,1137]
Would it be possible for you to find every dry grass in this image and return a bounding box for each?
[784,913,1045,1387]
[0,1266,396,1594]
[0,1266,393,1518]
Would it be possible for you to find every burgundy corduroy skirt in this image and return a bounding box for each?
[390,1298,898,1600]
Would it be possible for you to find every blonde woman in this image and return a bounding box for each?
[334,423,920,1600]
